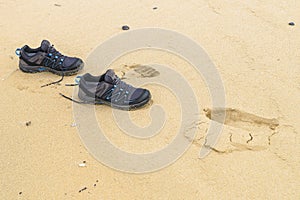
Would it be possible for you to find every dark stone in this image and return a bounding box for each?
[288,22,295,26]
[153,7,158,10]
[122,25,130,31]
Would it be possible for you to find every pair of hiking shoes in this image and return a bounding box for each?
[16,40,151,110]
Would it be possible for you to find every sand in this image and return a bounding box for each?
[0,0,299,199]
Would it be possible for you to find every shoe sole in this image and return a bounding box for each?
[19,59,84,76]
[78,89,151,110]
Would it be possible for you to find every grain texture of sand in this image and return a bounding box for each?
[0,0,299,199]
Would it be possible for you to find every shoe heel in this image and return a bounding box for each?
[19,59,46,73]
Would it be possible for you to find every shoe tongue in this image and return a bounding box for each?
[40,40,51,52]
[104,69,117,83]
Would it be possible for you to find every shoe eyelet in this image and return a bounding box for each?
[15,48,21,57]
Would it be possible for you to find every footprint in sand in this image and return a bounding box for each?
[121,64,160,79]
[16,85,29,91]
[203,107,279,131]
[197,108,280,154]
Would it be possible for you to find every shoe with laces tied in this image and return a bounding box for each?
[16,40,84,76]
[78,69,151,110]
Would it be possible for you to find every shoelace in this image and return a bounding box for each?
[41,75,64,88]
[115,76,132,93]
[48,45,65,64]
[103,76,132,101]
[41,45,65,88]
[59,76,84,104]
[59,92,85,104]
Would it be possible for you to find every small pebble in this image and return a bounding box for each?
[122,25,130,31]
[78,163,86,167]
[54,4,61,7]
[288,22,295,26]
[83,161,86,163]
[25,121,31,126]
[153,7,158,10]
[94,184,96,187]
[19,192,22,195]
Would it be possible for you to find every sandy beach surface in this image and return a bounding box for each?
[0,0,299,199]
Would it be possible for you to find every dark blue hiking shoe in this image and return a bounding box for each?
[16,40,84,76]
[77,69,151,110]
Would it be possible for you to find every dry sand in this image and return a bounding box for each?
[0,0,299,199]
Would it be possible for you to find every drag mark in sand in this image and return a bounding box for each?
[0,69,18,81]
